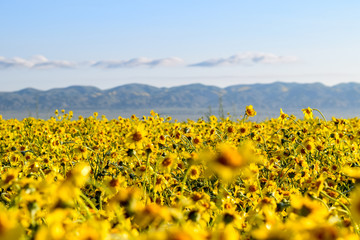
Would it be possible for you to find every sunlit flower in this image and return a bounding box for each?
[278,108,288,123]
[302,107,313,120]
[125,123,148,149]
[188,165,201,180]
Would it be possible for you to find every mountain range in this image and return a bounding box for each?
[1,82,360,118]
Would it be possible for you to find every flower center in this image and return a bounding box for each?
[132,132,142,141]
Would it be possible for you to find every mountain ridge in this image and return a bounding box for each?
[1,82,360,112]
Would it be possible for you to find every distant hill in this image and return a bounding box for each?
[1,82,360,114]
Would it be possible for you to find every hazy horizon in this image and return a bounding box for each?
[2,107,360,122]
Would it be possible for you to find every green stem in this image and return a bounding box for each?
[38,168,46,179]
[80,192,98,213]
[180,167,191,196]
[181,135,196,152]
[324,186,351,204]
[313,108,327,122]
[133,152,142,166]
[320,191,360,235]
[152,160,159,201]
[99,194,102,211]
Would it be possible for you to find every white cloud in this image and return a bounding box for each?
[92,57,184,68]
[0,56,25,68]
[0,55,76,69]
[189,52,298,67]
[0,53,297,70]
[0,55,185,69]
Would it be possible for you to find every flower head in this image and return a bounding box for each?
[278,108,289,123]
[302,107,313,120]
[245,105,257,117]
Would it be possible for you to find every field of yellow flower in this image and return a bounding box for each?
[1,106,360,239]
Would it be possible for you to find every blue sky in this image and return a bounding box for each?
[1,1,360,91]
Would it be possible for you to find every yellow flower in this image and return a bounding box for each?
[74,145,88,159]
[188,165,201,180]
[291,195,328,219]
[192,136,202,145]
[302,107,313,119]
[342,166,360,179]
[153,175,168,193]
[66,163,91,187]
[205,143,249,181]
[125,123,148,149]
[252,223,293,240]
[245,105,257,117]
[150,110,157,116]
[278,108,288,123]
[216,144,244,168]
[350,187,360,223]
[159,154,177,172]
[133,203,169,229]
[2,168,19,186]
[209,115,218,122]
[0,206,24,240]
[212,225,239,240]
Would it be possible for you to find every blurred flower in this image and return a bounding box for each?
[245,105,257,117]
[302,107,313,120]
